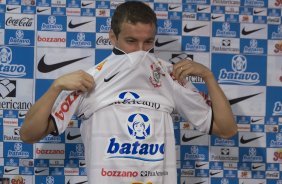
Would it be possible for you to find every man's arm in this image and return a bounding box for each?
[20,70,95,143]
[172,60,237,139]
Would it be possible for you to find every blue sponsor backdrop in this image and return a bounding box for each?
[0,0,282,184]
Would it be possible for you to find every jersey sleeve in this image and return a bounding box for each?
[50,90,83,135]
[173,80,212,134]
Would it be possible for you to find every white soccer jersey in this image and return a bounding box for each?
[51,48,212,184]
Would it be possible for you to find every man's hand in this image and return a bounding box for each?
[52,70,95,93]
[172,59,213,83]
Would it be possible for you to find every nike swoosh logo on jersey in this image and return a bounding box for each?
[210,171,221,176]
[155,39,178,47]
[35,169,47,174]
[196,163,207,168]
[212,15,222,20]
[82,2,93,7]
[37,8,49,13]
[182,134,204,142]
[5,168,17,173]
[240,135,263,144]
[68,20,93,29]
[241,27,264,35]
[104,72,119,82]
[38,55,91,73]
[251,118,263,123]
[67,180,88,184]
[67,132,81,140]
[183,25,206,33]
[197,7,209,12]
[228,93,261,105]
[169,5,180,10]
[254,10,264,14]
[7,7,18,11]
[252,165,264,169]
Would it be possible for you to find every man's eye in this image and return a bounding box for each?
[127,40,135,43]
[145,40,154,44]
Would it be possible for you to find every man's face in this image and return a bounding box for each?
[109,22,156,53]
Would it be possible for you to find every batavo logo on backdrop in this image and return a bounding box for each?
[0,46,26,78]
[218,55,260,85]
[215,22,238,38]
[158,19,179,35]
[106,113,165,162]
[40,15,64,31]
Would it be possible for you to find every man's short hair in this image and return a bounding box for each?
[111,1,157,37]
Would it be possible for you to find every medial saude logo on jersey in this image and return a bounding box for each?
[106,113,165,162]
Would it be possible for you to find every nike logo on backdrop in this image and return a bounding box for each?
[7,7,18,11]
[37,8,49,13]
[228,93,261,105]
[254,10,264,14]
[194,181,206,184]
[240,135,263,144]
[169,5,180,10]
[104,72,119,82]
[182,134,204,142]
[212,15,222,20]
[252,165,264,169]
[251,118,263,123]
[67,180,88,184]
[196,163,207,168]
[241,27,264,35]
[155,39,178,47]
[38,55,91,73]
[82,2,93,7]
[197,7,209,11]
[35,169,47,174]
[79,162,86,167]
[67,132,81,140]
[210,171,221,176]
[5,168,17,173]
[183,25,206,33]
[68,20,93,29]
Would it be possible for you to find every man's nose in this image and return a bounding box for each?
[138,43,146,51]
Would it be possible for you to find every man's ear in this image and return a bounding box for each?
[109,29,117,46]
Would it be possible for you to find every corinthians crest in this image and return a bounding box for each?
[149,62,165,88]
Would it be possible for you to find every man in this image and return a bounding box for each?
[20,1,237,183]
